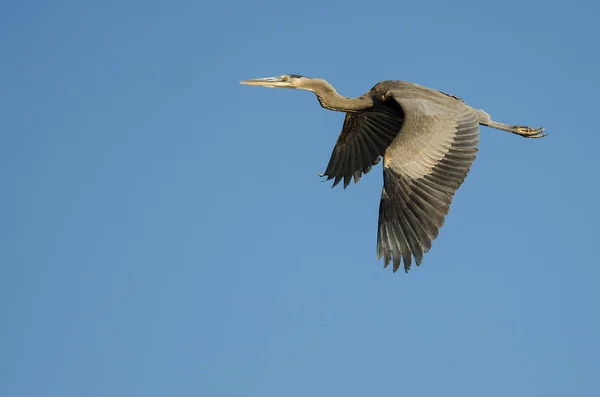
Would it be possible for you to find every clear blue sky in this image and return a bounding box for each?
[2,1,599,396]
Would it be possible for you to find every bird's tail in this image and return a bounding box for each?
[470,107,492,125]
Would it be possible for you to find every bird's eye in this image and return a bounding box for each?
[282,76,289,81]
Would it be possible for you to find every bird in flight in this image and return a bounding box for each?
[240,75,546,273]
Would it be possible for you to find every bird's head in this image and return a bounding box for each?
[240,74,314,91]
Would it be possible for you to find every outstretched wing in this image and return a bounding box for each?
[377,95,480,272]
[321,103,403,188]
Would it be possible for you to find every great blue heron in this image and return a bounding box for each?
[240,75,545,273]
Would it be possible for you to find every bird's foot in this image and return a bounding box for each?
[515,126,547,139]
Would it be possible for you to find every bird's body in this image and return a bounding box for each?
[241,75,545,273]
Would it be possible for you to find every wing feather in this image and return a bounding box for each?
[322,104,403,188]
[376,96,480,272]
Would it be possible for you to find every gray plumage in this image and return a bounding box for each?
[241,75,545,273]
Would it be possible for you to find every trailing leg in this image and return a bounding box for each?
[481,119,546,139]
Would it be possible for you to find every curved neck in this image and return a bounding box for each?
[307,79,374,112]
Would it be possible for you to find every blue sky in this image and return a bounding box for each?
[2,0,599,396]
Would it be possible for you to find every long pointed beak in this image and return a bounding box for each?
[239,76,290,88]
